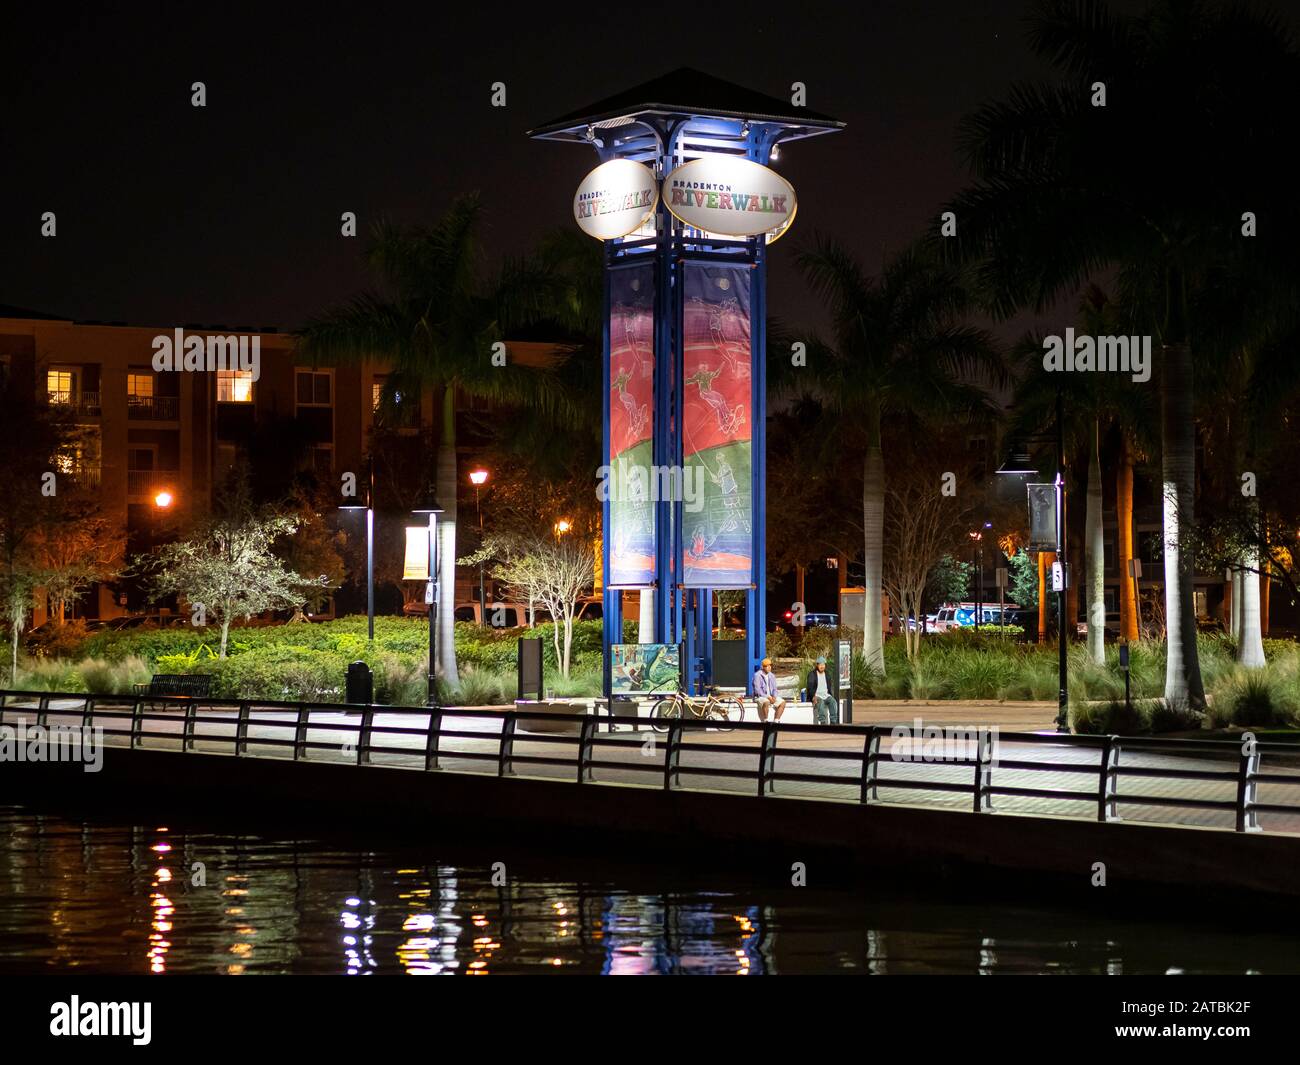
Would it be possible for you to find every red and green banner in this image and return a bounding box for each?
[681,263,753,588]
[608,264,656,586]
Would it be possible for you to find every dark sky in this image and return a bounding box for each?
[0,0,1245,337]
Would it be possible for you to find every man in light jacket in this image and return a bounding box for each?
[806,656,839,725]
[753,657,786,722]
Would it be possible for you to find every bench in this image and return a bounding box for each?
[133,674,214,700]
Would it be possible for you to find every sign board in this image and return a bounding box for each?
[662,157,796,239]
[573,159,658,240]
[836,640,852,690]
[610,643,680,695]
[1051,561,1068,592]
[403,526,430,580]
[1026,483,1058,551]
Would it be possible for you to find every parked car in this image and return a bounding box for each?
[931,603,1024,632]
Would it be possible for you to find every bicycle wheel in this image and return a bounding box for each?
[706,697,745,732]
[649,698,680,732]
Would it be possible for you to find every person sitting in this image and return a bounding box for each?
[753,657,786,722]
[806,656,839,725]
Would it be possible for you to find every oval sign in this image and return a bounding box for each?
[573,159,658,240]
[662,157,797,238]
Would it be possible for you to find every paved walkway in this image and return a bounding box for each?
[5,697,1298,836]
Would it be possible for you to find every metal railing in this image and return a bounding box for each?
[127,469,181,496]
[2,689,1298,835]
[128,395,179,420]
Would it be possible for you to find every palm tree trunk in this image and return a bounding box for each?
[436,386,460,686]
[1086,419,1105,663]
[1229,568,1240,640]
[862,403,885,674]
[1238,546,1266,667]
[1261,555,1271,636]
[1116,439,1138,642]
[1160,338,1206,708]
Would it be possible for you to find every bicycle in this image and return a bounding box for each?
[648,684,746,732]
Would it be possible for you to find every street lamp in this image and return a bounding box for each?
[153,490,174,509]
[555,517,573,537]
[469,468,489,623]
[339,458,376,642]
[997,387,1069,732]
[411,482,444,707]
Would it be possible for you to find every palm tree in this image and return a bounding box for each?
[794,240,1003,672]
[1006,288,1157,664]
[297,195,563,685]
[944,0,1299,709]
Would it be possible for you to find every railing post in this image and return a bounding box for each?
[424,708,443,771]
[663,720,683,790]
[1097,735,1121,823]
[130,699,144,748]
[81,697,95,732]
[37,694,49,728]
[757,722,779,797]
[182,699,197,752]
[577,717,597,783]
[859,727,881,804]
[1236,743,1261,833]
[358,707,374,766]
[293,704,309,760]
[973,729,993,812]
[235,702,251,755]
[498,712,517,777]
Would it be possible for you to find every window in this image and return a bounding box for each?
[217,370,254,403]
[48,369,76,404]
[372,380,384,412]
[296,369,332,406]
[127,373,154,399]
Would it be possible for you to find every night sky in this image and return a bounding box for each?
[3,1,1276,337]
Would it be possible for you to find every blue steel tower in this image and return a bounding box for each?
[529,68,843,696]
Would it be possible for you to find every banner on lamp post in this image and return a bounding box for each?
[403,526,430,581]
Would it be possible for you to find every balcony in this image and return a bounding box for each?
[50,391,102,417]
[127,395,179,420]
[63,466,102,490]
[127,469,180,497]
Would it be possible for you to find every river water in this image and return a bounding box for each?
[1,803,1293,975]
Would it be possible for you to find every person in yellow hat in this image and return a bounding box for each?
[752,656,786,722]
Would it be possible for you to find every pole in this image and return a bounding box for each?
[427,513,437,707]
[476,484,486,624]
[975,539,982,632]
[1056,386,1069,732]
[366,458,375,642]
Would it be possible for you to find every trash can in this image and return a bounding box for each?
[346,661,373,705]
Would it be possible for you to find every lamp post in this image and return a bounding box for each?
[469,468,489,623]
[412,483,444,707]
[997,387,1069,732]
[340,457,376,642]
[968,529,983,632]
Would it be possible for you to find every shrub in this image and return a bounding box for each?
[27,620,91,659]
[765,628,793,659]
[1208,668,1300,728]
[1070,697,1154,735]
[78,656,153,694]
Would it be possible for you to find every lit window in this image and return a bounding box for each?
[217,370,254,403]
[372,380,384,412]
[48,370,75,404]
[128,373,154,399]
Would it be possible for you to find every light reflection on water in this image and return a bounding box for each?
[0,805,1294,975]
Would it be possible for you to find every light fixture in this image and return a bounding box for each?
[469,469,489,486]
[154,490,173,508]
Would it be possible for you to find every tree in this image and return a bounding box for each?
[0,365,84,678]
[883,441,978,660]
[944,0,1300,707]
[144,478,316,657]
[296,195,567,685]
[31,504,124,624]
[486,533,594,676]
[793,241,1003,673]
[277,485,347,621]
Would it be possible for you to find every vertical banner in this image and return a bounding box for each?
[681,263,753,587]
[608,263,656,586]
